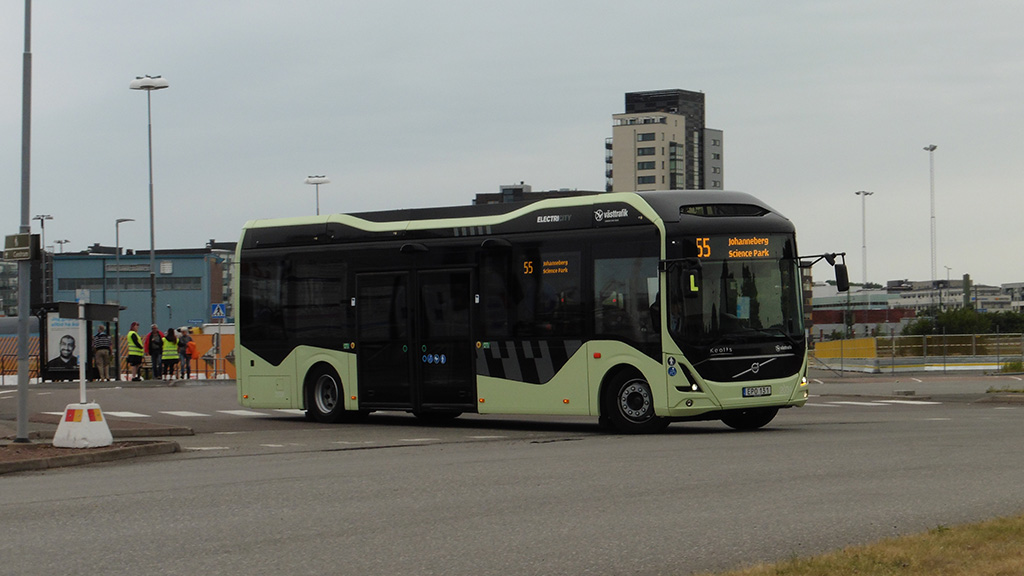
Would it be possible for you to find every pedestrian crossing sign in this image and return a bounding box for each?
[211,303,226,319]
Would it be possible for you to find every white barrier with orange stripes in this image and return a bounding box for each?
[52,402,113,448]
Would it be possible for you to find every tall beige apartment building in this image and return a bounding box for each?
[605,89,723,192]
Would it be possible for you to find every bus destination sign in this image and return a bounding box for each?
[693,235,780,260]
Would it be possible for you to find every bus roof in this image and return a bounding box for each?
[240,190,788,249]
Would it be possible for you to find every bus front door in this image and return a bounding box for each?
[357,270,475,411]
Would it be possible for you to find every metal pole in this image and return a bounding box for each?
[925,145,938,283]
[77,302,87,404]
[146,90,157,327]
[855,191,873,284]
[116,223,121,305]
[15,0,33,443]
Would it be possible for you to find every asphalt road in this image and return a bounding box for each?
[1,377,1023,576]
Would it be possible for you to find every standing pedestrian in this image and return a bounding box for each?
[127,321,145,381]
[177,327,193,380]
[162,328,178,381]
[144,324,165,380]
[93,325,112,381]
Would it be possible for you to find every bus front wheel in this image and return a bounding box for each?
[604,373,669,434]
[720,407,778,430]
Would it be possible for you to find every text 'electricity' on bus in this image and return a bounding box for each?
[234,190,847,433]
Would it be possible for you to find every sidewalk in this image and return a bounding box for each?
[0,387,195,475]
[806,367,1024,402]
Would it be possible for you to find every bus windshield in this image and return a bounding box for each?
[666,234,803,347]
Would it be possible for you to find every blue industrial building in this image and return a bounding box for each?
[50,241,235,330]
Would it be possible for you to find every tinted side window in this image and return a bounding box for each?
[283,256,349,343]
[513,246,582,337]
[594,256,659,344]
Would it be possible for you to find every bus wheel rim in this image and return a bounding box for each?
[315,375,339,413]
[619,380,652,421]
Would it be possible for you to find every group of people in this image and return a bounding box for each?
[113,322,197,382]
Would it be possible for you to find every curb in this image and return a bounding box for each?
[0,441,180,476]
[25,413,195,440]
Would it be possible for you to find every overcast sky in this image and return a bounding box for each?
[2,1,1022,286]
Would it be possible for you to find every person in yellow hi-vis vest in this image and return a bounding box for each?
[127,321,145,381]
[162,328,178,381]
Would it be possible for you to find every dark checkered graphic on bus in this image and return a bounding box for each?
[475,340,582,385]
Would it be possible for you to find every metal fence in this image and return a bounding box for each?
[812,333,1024,373]
[0,334,235,381]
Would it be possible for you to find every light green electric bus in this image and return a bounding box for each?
[235,190,847,433]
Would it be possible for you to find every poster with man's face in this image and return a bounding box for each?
[47,313,80,371]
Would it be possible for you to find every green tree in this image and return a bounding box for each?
[989,311,1024,333]
[936,308,991,334]
[902,317,935,336]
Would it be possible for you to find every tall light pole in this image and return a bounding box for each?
[15,0,35,443]
[924,144,938,284]
[32,214,51,301]
[115,218,134,306]
[944,265,952,311]
[130,74,169,327]
[855,191,873,285]
[55,239,68,253]
[305,176,330,215]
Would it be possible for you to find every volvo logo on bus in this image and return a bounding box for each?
[594,208,629,223]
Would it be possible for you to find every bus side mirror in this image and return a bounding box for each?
[835,263,849,292]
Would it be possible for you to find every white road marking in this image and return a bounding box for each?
[104,411,151,418]
[159,411,210,417]
[274,409,306,416]
[829,401,890,407]
[217,409,268,417]
[878,400,942,405]
[185,446,231,451]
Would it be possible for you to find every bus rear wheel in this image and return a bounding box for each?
[720,407,778,430]
[604,373,669,434]
[306,366,367,423]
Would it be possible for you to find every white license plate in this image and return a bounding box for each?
[742,386,772,398]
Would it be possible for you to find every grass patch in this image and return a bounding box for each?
[986,387,1024,394]
[1000,360,1023,373]
[694,513,1024,576]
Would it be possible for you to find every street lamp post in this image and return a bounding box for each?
[305,176,330,215]
[944,265,952,311]
[130,75,169,327]
[924,144,938,283]
[32,214,52,301]
[855,191,874,285]
[55,239,68,253]
[114,218,134,306]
